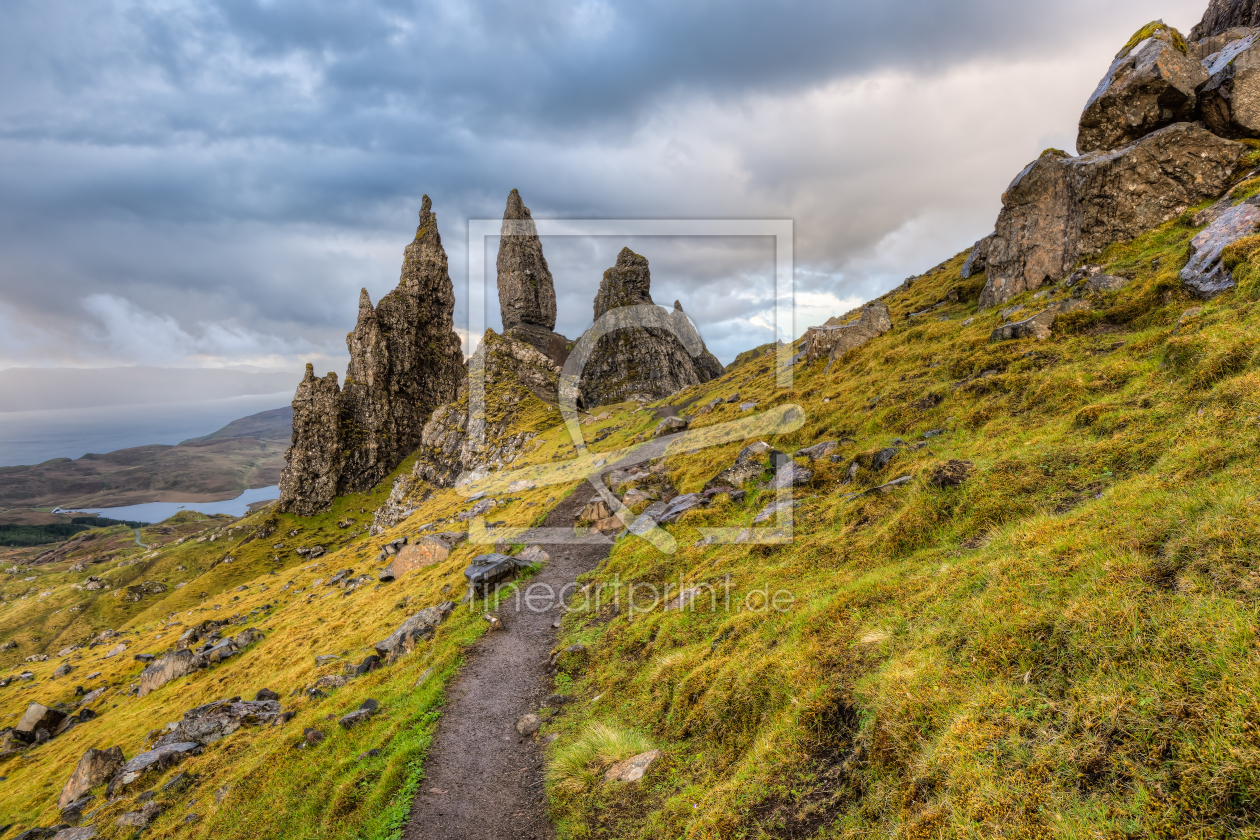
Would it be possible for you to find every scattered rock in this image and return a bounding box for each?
[769,461,813,489]
[603,749,662,783]
[107,742,202,795]
[255,688,280,702]
[516,714,541,736]
[657,493,707,524]
[990,300,1092,342]
[153,698,281,748]
[17,703,66,738]
[115,802,163,829]
[51,829,96,840]
[704,441,776,491]
[58,746,124,809]
[929,460,974,487]
[1173,306,1205,333]
[373,602,455,658]
[1181,199,1260,297]
[304,728,325,745]
[795,440,839,460]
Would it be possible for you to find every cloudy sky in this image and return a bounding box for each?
[0,0,1207,460]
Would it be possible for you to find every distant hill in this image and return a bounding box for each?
[0,407,292,512]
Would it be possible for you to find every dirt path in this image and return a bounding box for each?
[404,485,611,840]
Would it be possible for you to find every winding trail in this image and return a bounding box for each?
[404,488,611,840]
[133,529,150,549]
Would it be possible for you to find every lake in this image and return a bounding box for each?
[59,485,281,524]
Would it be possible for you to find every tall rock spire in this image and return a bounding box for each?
[497,189,557,333]
[278,195,464,515]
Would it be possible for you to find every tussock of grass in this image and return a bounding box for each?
[547,722,654,793]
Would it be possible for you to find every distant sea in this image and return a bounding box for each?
[59,485,281,524]
[0,392,293,468]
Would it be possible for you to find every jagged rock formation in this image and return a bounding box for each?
[278,196,463,515]
[1193,0,1260,39]
[498,190,570,363]
[980,125,1246,308]
[1077,24,1207,154]
[1199,32,1260,138]
[802,302,892,366]
[412,330,559,488]
[574,248,723,408]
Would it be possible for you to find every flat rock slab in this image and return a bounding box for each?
[1182,200,1260,297]
[108,742,200,795]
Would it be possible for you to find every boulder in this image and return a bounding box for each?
[575,248,723,408]
[516,714,541,736]
[106,742,201,795]
[1182,198,1260,297]
[796,441,839,461]
[603,749,662,783]
[388,535,455,580]
[58,746,125,808]
[255,688,280,702]
[137,649,202,698]
[652,416,689,437]
[116,802,163,829]
[278,195,463,515]
[802,303,892,367]
[1198,32,1260,139]
[373,602,455,658]
[990,300,1091,342]
[657,493,707,524]
[16,703,66,736]
[960,233,994,278]
[1077,24,1206,154]
[154,699,281,747]
[981,125,1246,308]
[51,830,96,840]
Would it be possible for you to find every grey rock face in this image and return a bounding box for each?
[574,249,723,409]
[1199,32,1260,139]
[278,196,463,515]
[981,125,1246,308]
[498,189,557,332]
[960,234,994,278]
[58,746,124,809]
[1182,199,1260,296]
[1193,0,1260,39]
[1077,26,1206,154]
[802,302,892,367]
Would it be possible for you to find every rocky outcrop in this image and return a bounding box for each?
[374,602,455,659]
[498,190,570,362]
[58,746,124,808]
[574,248,723,408]
[960,234,993,278]
[1077,24,1206,154]
[107,742,201,796]
[1193,0,1260,40]
[802,302,892,366]
[412,330,556,488]
[1198,32,1260,139]
[1181,198,1260,296]
[980,124,1246,308]
[278,196,463,515]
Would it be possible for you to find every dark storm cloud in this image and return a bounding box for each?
[0,0,1207,378]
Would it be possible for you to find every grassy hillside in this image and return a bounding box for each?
[2,194,1260,839]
